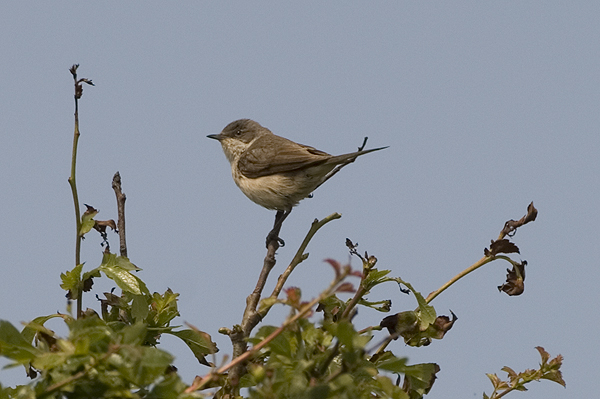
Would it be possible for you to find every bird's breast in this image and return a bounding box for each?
[231,166,327,211]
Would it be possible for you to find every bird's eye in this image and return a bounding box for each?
[235,130,242,136]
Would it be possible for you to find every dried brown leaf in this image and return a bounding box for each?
[94,219,117,234]
[501,202,538,238]
[498,261,526,296]
[487,239,520,257]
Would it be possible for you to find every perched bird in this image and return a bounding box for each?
[208,119,387,245]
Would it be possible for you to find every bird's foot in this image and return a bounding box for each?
[266,229,285,248]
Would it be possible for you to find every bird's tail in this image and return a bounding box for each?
[327,145,389,165]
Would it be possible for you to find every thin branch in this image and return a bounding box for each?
[340,252,377,320]
[68,66,82,267]
[227,211,285,390]
[227,212,341,389]
[67,64,93,318]
[112,172,127,257]
[425,202,537,304]
[41,345,114,398]
[371,203,538,357]
[242,212,284,334]
[340,284,367,320]
[187,266,352,394]
[424,256,494,304]
[263,213,342,315]
[41,369,87,397]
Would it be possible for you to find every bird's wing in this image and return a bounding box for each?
[238,135,331,178]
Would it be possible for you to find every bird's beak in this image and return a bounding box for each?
[207,133,222,141]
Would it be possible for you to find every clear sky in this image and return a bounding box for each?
[1,2,597,398]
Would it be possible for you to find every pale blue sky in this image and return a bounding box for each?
[1,2,598,398]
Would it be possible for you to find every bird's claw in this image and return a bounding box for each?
[266,231,285,248]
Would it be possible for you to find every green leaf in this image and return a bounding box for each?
[402,362,440,398]
[60,263,83,298]
[376,354,409,374]
[81,267,101,281]
[167,329,218,366]
[148,372,188,398]
[541,370,566,387]
[1,384,35,399]
[394,279,436,327]
[67,316,113,354]
[306,384,330,398]
[99,252,147,295]
[79,206,98,236]
[412,292,436,327]
[374,375,410,399]
[20,314,69,344]
[362,269,393,291]
[329,320,356,348]
[258,297,279,313]
[113,255,141,272]
[150,289,180,326]
[30,352,69,370]
[117,346,174,387]
[267,330,293,357]
[131,294,150,322]
[0,320,40,363]
[327,320,370,351]
[317,294,346,328]
[358,298,392,312]
[119,322,147,345]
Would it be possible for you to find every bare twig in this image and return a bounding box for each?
[186,264,353,394]
[227,212,341,390]
[263,213,342,315]
[242,212,285,333]
[67,64,93,318]
[227,212,284,389]
[112,172,127,257]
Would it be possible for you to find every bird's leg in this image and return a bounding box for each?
[266,210,291,248]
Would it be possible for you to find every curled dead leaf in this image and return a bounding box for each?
[501,202,538,238]
[430,310,458,339]
[485,239,520,257]
[94,219,117,234]
[498,261,527,296]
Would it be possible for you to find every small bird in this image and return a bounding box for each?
[208,119,387,245]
